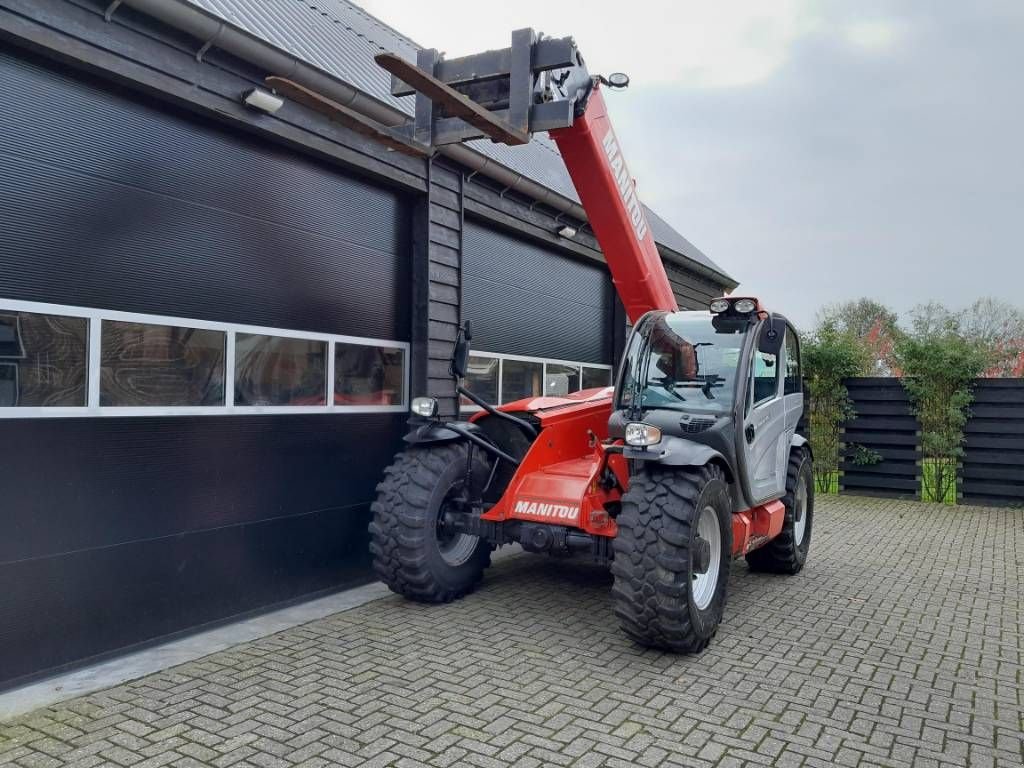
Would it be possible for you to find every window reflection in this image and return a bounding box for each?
[463,355,498,405]
[335,344,404,405]
[101,321,224,406]
[0,312,88,407]
[581,366,612,390]
[544,363,580,397]
[235,334,326,406]
[501,359,543,403]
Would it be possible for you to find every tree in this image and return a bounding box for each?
[816,298,900,375]
[801,322,870,493]
[960,298,1024,377]
[894,305,993,503]
[817,298,899,340]
[907,301,959,338]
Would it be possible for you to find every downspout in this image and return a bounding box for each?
[119,0,733,287]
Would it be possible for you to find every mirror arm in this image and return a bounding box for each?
[457,384,538,439]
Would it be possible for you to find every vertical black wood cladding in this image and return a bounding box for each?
[462,222,613,365]
[0,52,412,687]
[840,378,921,499]
[424,162,464,417]
[960,379,1024,506]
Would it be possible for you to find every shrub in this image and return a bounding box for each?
[802,323,869,493]
[894,307,993,503]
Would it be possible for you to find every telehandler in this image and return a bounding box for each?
[272,29,813,652]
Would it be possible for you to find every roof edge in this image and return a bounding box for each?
[658,246,739,291]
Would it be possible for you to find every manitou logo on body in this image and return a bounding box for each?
[513,499,580,523]
[602,127,649,242]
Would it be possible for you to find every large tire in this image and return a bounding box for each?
[370,443,492,603]
[611,464,732,654]
[746,449,813,574]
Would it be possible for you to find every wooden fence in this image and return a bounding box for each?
[838,378,921,499]
[960,379,1024,506]
[811,377,1024,506]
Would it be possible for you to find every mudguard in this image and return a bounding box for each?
[791,432,810,457]
[403,419,484,446]
[623,435,728,468]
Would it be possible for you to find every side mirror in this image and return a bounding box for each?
[758,315,785,357]
[450,321,473,379]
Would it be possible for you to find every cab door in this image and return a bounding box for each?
[782,325,805,440]
[741,328,787,503]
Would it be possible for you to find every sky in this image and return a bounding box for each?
[361,0,1024,328]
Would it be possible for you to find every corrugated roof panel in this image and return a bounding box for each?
[191,0,414,113]
[183,0,731,281]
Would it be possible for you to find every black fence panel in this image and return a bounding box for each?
[960,379,1024,506]
[840,378,921,499]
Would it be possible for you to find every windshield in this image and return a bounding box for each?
[617,312,746,415]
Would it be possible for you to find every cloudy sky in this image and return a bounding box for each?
[362,0,1023,327]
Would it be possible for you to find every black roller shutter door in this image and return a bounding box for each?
[0,50,409,687]
[463,222,613,364]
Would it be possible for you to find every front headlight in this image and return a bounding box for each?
[625,422,662,447]
[411,396,439,417]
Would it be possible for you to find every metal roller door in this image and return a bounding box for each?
[463,222,614,364]
[0,49,410,687]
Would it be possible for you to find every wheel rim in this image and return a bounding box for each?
[793,477,808,546]
[436,491,479,567]
[692,505,722,610]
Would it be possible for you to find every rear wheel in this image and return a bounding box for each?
[746,449,813,574]
[370,443,492,602]
[611,464,732,654]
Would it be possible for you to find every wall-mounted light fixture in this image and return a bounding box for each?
[241,88,284,115]
[557,225,578,239]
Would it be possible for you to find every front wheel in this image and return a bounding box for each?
[369,443,492,603]
[611,464,732,654]
[746,449,814,574]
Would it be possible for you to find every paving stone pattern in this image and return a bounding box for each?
[1,496,1022,767]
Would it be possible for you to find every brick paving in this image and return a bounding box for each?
[1,496,1022,768]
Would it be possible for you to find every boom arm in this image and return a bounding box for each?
[549,87,678,322]
[269,29,678,322]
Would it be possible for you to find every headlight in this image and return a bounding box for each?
[411,396,439,417]
[709,298,731,313]
[733,298,757,313]
[625,422,662,447]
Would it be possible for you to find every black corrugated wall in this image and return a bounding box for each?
[0,50,410,687]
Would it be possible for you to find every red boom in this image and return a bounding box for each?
[550,86,679,323]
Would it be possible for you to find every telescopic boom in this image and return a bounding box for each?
[270,29,678,323]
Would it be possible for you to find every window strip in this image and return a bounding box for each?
[461,350,613,411]
[0,298,408,418]
[87,317,102,408]
[224,331,236,408]
[467,349,613,371]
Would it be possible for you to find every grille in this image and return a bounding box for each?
[680,417,715,434]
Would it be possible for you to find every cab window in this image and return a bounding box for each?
[752,350,779,405]
[784,328,801,395]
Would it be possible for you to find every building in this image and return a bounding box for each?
[0,0,737,688]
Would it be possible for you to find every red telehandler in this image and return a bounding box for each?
[271,30,813,652]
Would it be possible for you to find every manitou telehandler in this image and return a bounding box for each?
[271,30,813,652]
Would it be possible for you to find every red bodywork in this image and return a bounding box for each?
[471,388,626,537]
[550,87,679,324]
[471,391,785,557]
